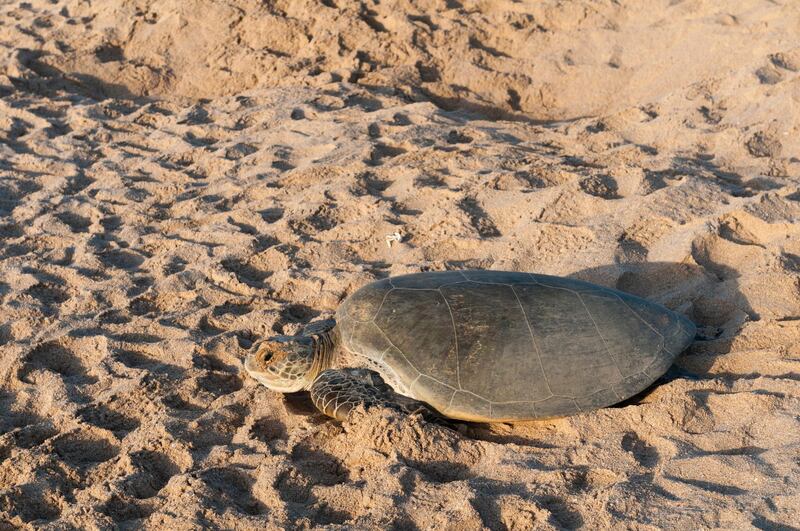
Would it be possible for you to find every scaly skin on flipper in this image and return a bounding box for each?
[310,368,432,421]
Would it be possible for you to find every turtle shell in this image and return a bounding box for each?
[335,270,696,422]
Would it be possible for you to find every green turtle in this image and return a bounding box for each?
[245,270,696,422]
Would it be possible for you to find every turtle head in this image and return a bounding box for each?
[245,335,320,393]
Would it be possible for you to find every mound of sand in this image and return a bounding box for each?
[0,0,798,529]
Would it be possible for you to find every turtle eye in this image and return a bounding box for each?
[261,351,273,363]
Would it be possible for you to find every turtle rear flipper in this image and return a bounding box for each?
[310,368,433,421]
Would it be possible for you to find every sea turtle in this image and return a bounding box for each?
[245,270,696,422]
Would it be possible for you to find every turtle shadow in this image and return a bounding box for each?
[458,422,562,448]
[604,365,701,411]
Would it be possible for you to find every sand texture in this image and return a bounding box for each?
[1,0,799,529]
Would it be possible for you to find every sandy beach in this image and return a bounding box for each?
[0,0,799,528]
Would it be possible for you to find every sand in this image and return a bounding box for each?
[0,0,799,529]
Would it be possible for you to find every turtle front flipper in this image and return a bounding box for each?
[309,368,431,421]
